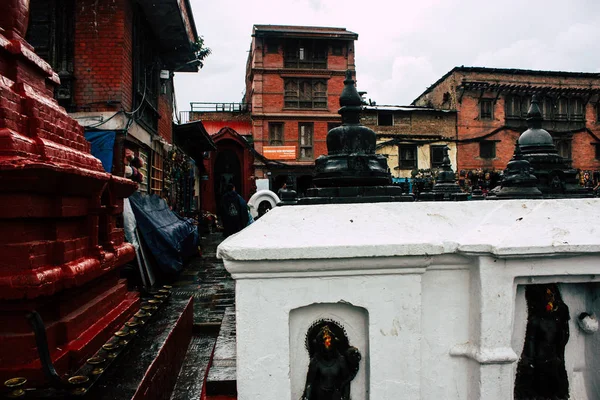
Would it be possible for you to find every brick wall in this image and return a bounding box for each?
[415,68,600,173]
[248,32,354,164]
[74,0,131,111]
[362,110,456,139]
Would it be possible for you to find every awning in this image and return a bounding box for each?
[136,0,199,71]
[173,120,217,164]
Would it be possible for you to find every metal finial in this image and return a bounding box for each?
[527,94,543,129]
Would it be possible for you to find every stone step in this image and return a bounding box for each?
[87,296,194,400]
[205,307,236,398]
[169,329,218,400]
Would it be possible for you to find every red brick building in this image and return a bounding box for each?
[26,0,202,196]
[245,25,358,195]
[412,67,600,179]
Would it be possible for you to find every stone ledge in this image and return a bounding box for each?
[218,198,600,262]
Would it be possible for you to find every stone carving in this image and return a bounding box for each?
[514,284,570,400]
[302,320,361,400]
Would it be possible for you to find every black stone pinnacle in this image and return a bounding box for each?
[312,70,390,187]
[490,141,542,200]
[507,94,593,198]
[295,70,413,205]
[431,146,468,201]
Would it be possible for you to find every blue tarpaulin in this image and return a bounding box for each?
[128,191,199,275]
[84,130,116,173]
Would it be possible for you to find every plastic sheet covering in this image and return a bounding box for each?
[83,130,116,173]
[128,191,199,274]
[122,198,139,251]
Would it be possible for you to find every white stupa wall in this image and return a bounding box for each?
[219,199,600,400]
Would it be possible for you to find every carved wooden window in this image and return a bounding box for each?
[505,96,521,118]
[542,97,554,119]
[269,123,284,146]
[520,96,532,117]
[556,97,569,120]
[479,141,496,159]
[480,99,493,120]
[284,39,327,69]
[284,79,327,109]
[299,123,313,160]
[569,97,584,121]
[378,111,393,126]
[399,145,418,169]
[133,6,160,133]
[430,145,446,168]
[151,152,164,195]
[26,0,75,109]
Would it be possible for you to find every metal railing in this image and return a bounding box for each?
[189,102,251,113]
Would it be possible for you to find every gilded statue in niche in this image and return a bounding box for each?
[301,320,361,400]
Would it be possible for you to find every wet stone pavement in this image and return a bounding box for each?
[86,233,235,400]
[170,233,235,325]
[170,232,236,400]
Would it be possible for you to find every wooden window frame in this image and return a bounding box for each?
[283,39,327,69]
[398,144,418,169]
[151,152,164,195]
[268,122,284,146]
[378,111,393,126]
[298,123,314,160]
[505,96,521,119]
[284,78,327,109]
[480,99,493,120]
[479,141,496,159]
[430,145,446,168]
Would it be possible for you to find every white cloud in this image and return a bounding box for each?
[174,0,600,112]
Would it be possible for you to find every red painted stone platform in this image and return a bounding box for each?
[0,0,138,385]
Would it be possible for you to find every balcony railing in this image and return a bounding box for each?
[178,103,251,125]
[190,102,251,113]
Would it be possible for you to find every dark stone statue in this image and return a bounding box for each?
[514,284,570,400]
[302,322,361,400]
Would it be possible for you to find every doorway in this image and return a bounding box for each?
[214,149,241,211]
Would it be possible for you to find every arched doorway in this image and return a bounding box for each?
[214,149,241,211]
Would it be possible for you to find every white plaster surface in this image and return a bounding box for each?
[220,198,600,400]
[218,199,600,261]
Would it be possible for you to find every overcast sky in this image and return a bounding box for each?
[174,0,600,113]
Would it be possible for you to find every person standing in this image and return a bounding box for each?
[220,184,248,238]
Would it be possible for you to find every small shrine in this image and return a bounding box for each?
[490,141,543,199]
[298,71,413,204]
[517,95,592,198]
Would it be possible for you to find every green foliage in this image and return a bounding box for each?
[191,36,211,69]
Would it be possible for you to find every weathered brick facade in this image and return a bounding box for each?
[245,25,358,194]
[413,67,600,176]
[73,0,133,112]
[361,106,457,178]
[27,0,198,192]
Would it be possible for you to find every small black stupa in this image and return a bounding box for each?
[297,70,413,205]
